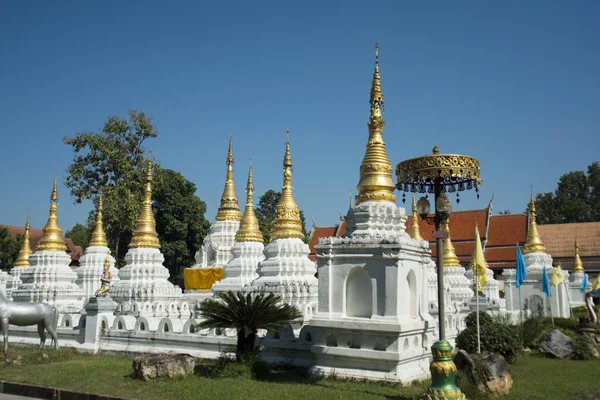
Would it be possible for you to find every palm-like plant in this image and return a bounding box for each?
[198,291,302,361]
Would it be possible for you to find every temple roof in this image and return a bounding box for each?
[537,222,600,271]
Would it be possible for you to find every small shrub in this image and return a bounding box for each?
[572,305,600,320]
[521,317,578,349]
[571,336,594,361]
[465,311,493,329]
[456,322,522,363]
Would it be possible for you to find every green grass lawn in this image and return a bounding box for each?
[0,347,598,400]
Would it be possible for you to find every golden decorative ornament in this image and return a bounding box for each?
[235,162,263,243]
[442,220,461,267]
[572,240,584,273]
[356,43,396,205]
[271,135,305,240]
[215,134,243,221]
[523,194,546,254]
[14,215,33,267]
[410,194,423,241]
[396,146,482,193]
[37,179,67,252]
[129,155,161,249]
[89,195,109,247]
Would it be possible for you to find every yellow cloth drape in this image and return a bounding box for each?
[184,268,224,290]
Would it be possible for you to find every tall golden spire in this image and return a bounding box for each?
[129,155,160,249]
[410,195,423,241]
[523,194,546,254]
[572,240,584,273]
[37,178,67,252]
[215,134,243,221]
[271,133,305,240]
[14,215,32,267]
[443,219,461,267]
[89,195,109,247]
[356,43,396,205]
[235,162,263,243]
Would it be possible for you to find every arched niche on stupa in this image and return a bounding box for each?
[345,266,373,318]
[407,269,417,318]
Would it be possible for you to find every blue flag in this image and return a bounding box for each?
[542,266,552,298]
[516,245,528,288]
[580,273,588,293]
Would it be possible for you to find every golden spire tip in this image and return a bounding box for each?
[129,156,161,248]
[215,135,242,221]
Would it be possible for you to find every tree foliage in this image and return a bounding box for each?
[0,228,22,270]
[255,189,308,244]
[534,162,600,224]
[198,291,302,361]
[65,223,92,249]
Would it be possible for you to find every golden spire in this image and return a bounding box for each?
[572,240,584,273]
[129,155,160,249]
[271,133,305,240]
[89,195,109,247]
[523,193,546,254]
[235,162,263,242]
[215,134,243,221]
[410,195,423,241]
[14,214,33,266]
[37,178,67,252]
[443,219,461,267]
[356,43,396,205]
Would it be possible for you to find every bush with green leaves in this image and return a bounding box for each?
[456,313,522,364]
[464,311,493,329]
[521,317,577,349]
[571,335,595,361]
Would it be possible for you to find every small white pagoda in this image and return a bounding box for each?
[309,45,435,382]
[75,195,119,300]
[12,180,85,313]
[110,156,182,313]
[567,240,591,306]
[248,136,318,321]
[212,163,264,294]
[440,220,474,306]
[3,216,33,299]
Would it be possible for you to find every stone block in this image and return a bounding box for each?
[132,354,196,381]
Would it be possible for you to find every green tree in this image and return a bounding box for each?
[153,167,210,286]
[255,189,308,244]
[0,228,23,269]
[64,110,156,262]
[498,210,511,215]
[65,223,92,249]
[198,291,302,361]
[534,162,600,224]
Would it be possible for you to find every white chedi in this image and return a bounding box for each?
[193,220,240,269]
[76,246,119,299]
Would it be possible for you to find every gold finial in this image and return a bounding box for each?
[433,145,440,155]
[271,138,305,240]
[37,178,67,252]
[410,194,423,241]
[89,195,109,247]
[572,239,584,273]
[356,43,396,205]
[215,134,243,221]
[523,193,546,254]
[235,162,263,242]
[129,155,161,248]
[442,219,461,267]
[14,214,33,266]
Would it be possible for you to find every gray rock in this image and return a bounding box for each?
[454,350,513,396]
[132,354,196,381]
[539,329,573,359]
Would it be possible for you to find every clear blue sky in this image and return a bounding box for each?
[1,1,599,232]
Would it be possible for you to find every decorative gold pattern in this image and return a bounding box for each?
[433,360,457,377]
[523,194,546,254]
[89,195,109,247]
[215,135,243,221]
[396,146,482,192]
[14,216,32,267]
[129,156,161,249]
[235,163,263,242]
[356,43,396,205]
[572,240,584,273]
[37,179,67,252]
[271,138,305,240]
[410,195,423,241]
[443,220,461,267]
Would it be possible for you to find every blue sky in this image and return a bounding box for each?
[1,1,599,232]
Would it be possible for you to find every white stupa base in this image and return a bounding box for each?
[110,248,182,312]
[247,238,318,321]
[12,250,85,313]
[192,220,239,269]
[212,241,264,294]
[76,246,119,300]
[568,272,589,307]
[444,266,474,305]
